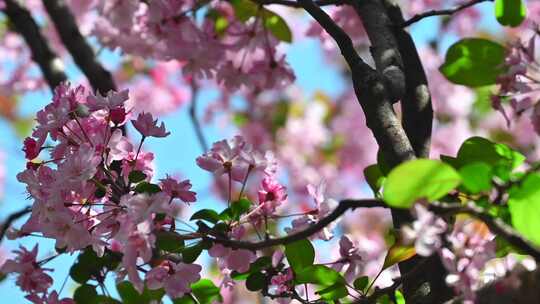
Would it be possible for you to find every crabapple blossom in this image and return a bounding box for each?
[401,202,448,257]
[131,112,170,138]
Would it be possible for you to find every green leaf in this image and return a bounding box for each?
[245,272,266,291]
[134,182,161,194]
[440,38,506,87]
[70,261,93,284]
[128,170,147,183]
[285,239,315,271]
[383,159,461,208]
[190,209,221,224]
[182,240,211,263]
[459,162,493,193]
[231,256,272,280]
[495,0,527,27]
[230,198,252,219]
[231,0,259,22]
[395,290,406,304]
[353,276,369,291]
[116,281,165,304]
[295,265,345,286]
[156,231,185,253]
[508,173,540,246]
[316,283,348,300]
[190,279,222,304]
[364,164,385,195]
[74,284,98,304]
[262,10,292,42]
[382,244,416,270]
[443,137,525,181]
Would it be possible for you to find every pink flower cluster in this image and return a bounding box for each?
[9,83,201,298]
[494,30,540,133]
[0,245,73,304]
[92,0,294,92]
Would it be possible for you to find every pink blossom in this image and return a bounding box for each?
[131,112,170,138]
[256,175,287,216]
[0,245,53,295]
[160,175,197,203]
[86,89,129,111]
[23,137,41,160]
[196,136,250,181]
[146,261,202,299]
[401,203,447,257]
[270,268,293,294]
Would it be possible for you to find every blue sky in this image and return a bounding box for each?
[0,2,501,301]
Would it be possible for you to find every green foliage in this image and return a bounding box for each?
[508,173,540,246]
[495,0,527,27]
[295,265,347,300]
[128,170,147,183]
[383,159,461,208]
[74,284,98,304]
[173,279,222,304]
[155,231,185,253]
[459,162,493,194]
[353,276,369,292]
[116,281,165,304]
[383,243,416,270]
[190,209,221,224]
[285,239,315,271]
[70,248,121,284]
[441,136,525,181]
[262,10,292,43]
[230,0,292,42]
[182,240,212,263]
[364,164,385,195]
[231,256,272,280]
[245,272,266,291]
[440,38,506,87]
[134,182,161,194]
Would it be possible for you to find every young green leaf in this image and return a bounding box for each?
[459,162,493,194]
[128,170,146,183]
[285,239,315,271]
[495,0,527,27]
[383,159,461,208]
[364,164,385,195]
[295,265,345,286]
[190,209,221,224]
[262,10,292,43]
[440,38,506,87]
[508,173,540,246]
[156,231,185,253]
[382,243,416,270]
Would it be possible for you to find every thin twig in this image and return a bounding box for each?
[189,82,209,153]
[402,0,494,27]
[0,206,32,242]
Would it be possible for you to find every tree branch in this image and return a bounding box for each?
[402,0,494,27]
[297,0,416,167]
[201,199,386,250]
[429,202,540,262]
[189,81,208,153]
[3,0,67,91]
[0,206,31,242]
[350,0,406,102]
[42,0,116,94]
[385,2,433,158]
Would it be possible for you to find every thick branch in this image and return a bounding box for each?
[202,199,386,250]
[351,0,406,102]
[298,0,416,167]
[402,0,494,27]
[42,0,116,94]
[385,1,433,158]
[3,0,67,91]
[0,206,31,242]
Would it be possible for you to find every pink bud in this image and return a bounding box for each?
[110,107,127,125]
